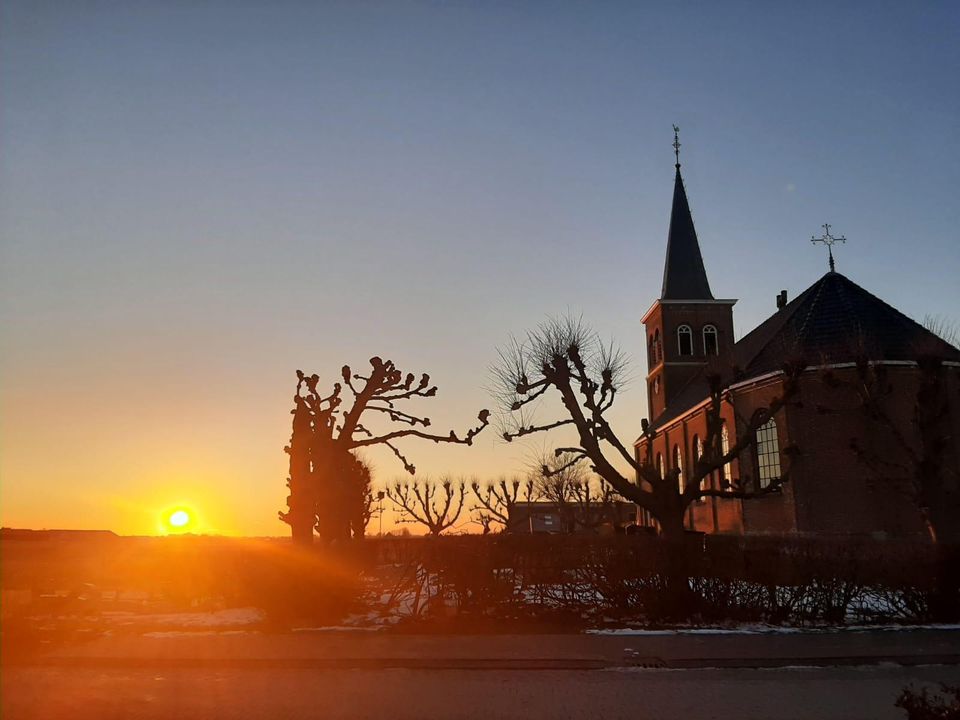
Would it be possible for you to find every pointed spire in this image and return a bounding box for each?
[661,129,713,300]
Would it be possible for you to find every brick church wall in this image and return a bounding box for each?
[785,366,941,537]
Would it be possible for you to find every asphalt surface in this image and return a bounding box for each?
[5,664,960,720]
[4,629,960,719]
[15,627,960,668]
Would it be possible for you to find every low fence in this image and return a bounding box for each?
[343,534,950,626]
[2,533,953,627]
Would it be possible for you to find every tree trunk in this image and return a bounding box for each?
[659,510,697,621]
[927,501,960,622]
[291,519,314,546]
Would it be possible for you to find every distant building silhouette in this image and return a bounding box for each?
[635,153,960,539]
[1,528,119,541]
[506,501,638,534]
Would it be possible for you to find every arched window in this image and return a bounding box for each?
[677,325,693,356]
[653,329,662,363]
[755,418,782,489]
[703,325,718,356]
[721,424,731,484]
[693,435,707,497]
[648,334,655,366]
[655,453,664,480]
[673,444,684,494]
[653,376,661,395]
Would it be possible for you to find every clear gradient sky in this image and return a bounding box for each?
[2,1,958,536]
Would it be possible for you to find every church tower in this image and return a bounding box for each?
[642,129,737,421]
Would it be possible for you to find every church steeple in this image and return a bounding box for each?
[661,126,713,300]
[642,128,735,422]
[661,166,713,300]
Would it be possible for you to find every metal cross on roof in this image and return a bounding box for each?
[810,223,846,272]
[672,125,681,168]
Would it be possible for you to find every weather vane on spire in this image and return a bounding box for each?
[810,223,846,272]
[672,124,681,168]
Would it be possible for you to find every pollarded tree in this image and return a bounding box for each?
[493,316,802,543]
[386,476,467,536]
[280,357,489,544]
[470,476,535,533]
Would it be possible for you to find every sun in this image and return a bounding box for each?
[167,509,191,529]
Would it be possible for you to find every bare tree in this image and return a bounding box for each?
[533,450,618,532]
[280,357,489,544]
[470,475,535,532]
[386,476,467,536]
[352,458,375,539]
[825,356,960,545]
[923,315,960,349]
[493,316,802,543]
[824,355,960,620]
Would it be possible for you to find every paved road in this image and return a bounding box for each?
[4,629,960,720]
[17,627,960,668]
[4,664,960,720]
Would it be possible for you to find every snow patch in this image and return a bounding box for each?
[103,607,265,628]
[143,630,257,638]
[587,623,960,636]
[291,626,383,633]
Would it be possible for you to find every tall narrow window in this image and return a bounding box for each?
[673,444,684,494]
[677,325,693,356]
[755,418,782,489]
[721,425,731,484]
[654,329,662,363]
[703,325,718,356]
[693,435,707,497]
[648,334,655,366]
[655,453,664,480]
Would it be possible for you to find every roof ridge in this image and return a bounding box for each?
[832,272,958,353]
[734,275,826,371]
[795,274,829,342]
[649,369,708,429]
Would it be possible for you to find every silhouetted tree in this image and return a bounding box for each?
[831,356,960,544]
[280,358,489,545]
[351,458,375,539]
[826,355,960,620]
[386,476,466,536]
[533,450,618,532]
[493,316,802,544]
[470,475,535,532]
[924,314,960,348]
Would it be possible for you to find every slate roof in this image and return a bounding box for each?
[646,271,960,432]
[661,168,714,300]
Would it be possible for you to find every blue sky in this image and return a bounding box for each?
[2,1,958,534]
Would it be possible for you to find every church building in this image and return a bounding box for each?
[634,138,960,539]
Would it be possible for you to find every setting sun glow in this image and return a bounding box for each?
[168,509,190,529]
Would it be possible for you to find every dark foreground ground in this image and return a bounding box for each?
[4,629,960,720]
[6,664,960,720]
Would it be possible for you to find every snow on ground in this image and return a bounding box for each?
[100,607,265,628]
[290,626,383,633]
[142,630,258,637]
[586,623,960,636]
